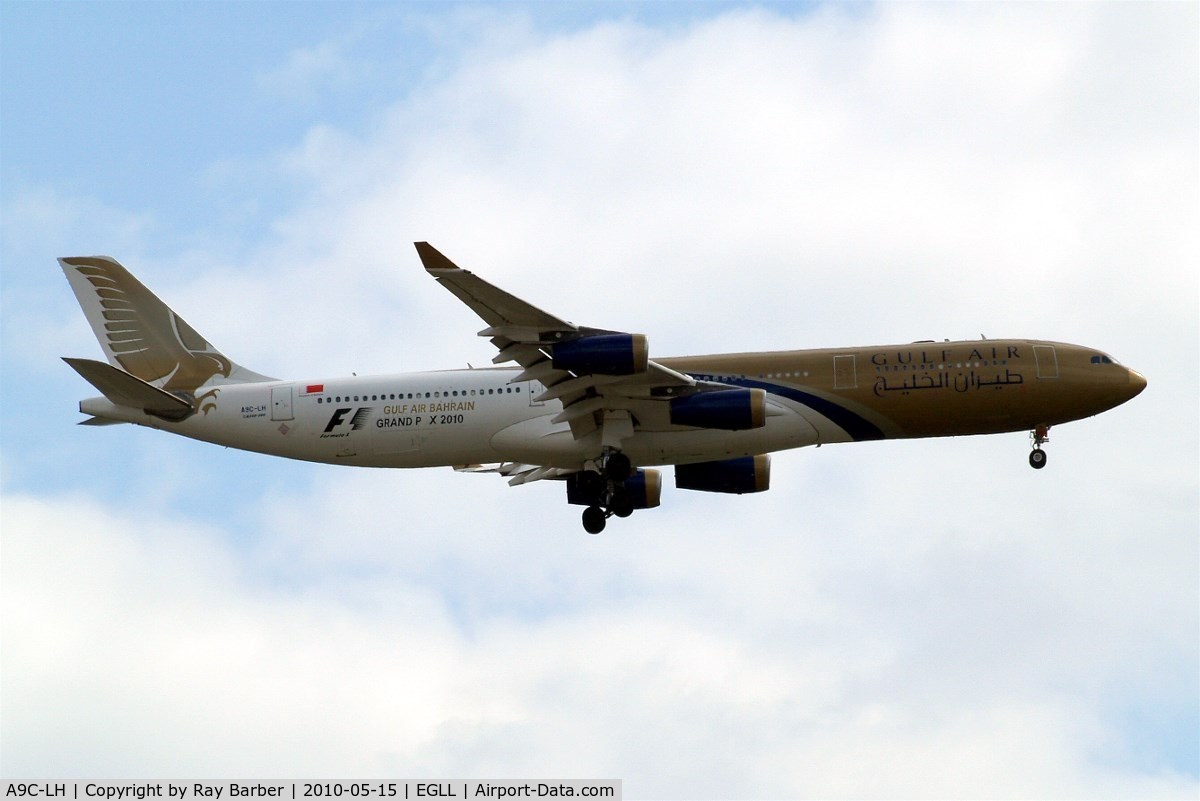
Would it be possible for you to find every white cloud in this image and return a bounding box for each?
[184,3,1194,374]
[3,464,1195,795]
[257,39,360,105]
[4,2,1197,796]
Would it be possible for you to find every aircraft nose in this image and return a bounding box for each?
[1127,368,1147,398]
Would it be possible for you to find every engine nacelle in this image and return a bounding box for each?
[669,388,766,430]
[566,468,662,509]
[675,455,770,494]
[551,333,649,376]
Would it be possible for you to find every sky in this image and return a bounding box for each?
[1,1,1197,797]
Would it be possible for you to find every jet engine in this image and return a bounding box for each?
[551,333,649,376]
[675,455,770,494]
[669,388,766,430]
[566,467,662,509]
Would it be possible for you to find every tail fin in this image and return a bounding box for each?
[59,256,274,394]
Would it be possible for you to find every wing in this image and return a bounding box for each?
[454,462,579,486]
[415,242,700,451]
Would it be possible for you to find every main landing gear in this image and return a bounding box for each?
[582,505,607,534]
[580,449,635,534]
[1029,424,1050,469]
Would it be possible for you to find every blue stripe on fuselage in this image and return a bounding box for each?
[689,374,886,442]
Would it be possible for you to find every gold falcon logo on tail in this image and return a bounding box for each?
[59,256,274,414]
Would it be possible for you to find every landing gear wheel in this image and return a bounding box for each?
[582,505,607,534]
[1029,449,1047,470]
[610,491,634,518]
[604,452,632,482]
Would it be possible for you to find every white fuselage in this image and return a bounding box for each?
[81,367,820,470]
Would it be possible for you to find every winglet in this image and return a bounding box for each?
[414,241,460,274]
[413,242,574,331]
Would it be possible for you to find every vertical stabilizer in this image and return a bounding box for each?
[59,256,274,392]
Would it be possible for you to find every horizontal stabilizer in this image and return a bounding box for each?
[78,416,129,427]
[63,357,193,418]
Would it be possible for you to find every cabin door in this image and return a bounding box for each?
[529,380,546,406]
[1034,345,1059,379]
[270,385,294,421]
[833,355,857,389]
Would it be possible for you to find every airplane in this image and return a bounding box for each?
[59,244,1147,533]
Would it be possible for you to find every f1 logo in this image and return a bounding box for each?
[324,408,353,433]
[324,407,372,433]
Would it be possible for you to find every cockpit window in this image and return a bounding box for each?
[1090,354,1117,365]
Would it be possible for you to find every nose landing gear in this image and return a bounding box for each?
[1029,425,1050,469]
